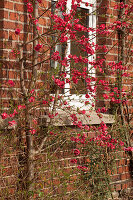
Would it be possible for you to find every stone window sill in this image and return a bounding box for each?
[0,110,115,129]
[39,110,115,126]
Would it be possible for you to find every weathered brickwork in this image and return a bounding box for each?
[96,0,133,115]
[0,0,132,199]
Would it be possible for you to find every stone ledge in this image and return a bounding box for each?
[39,110,115,126]
[0,111,115,129]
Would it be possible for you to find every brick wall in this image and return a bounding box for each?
[0,126,132,199]
[0,0,132,199]
[96,0,133,115]
[0,0,50,110]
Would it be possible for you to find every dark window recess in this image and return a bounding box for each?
[70,7,89,94]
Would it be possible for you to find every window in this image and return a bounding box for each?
[51,0,96,109]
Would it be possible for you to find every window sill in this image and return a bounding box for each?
[39,110,115,127]
[0,111,115,130]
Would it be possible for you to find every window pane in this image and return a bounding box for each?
[70,7,89,94]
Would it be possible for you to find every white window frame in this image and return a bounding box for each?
[52,0,96,110]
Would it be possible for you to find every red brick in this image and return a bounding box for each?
[126,173,131,179]
[121,173,126,180]
[110,16,117,23]
[1,69,8,77]
[98,16,108,23]
[39,17,47,26]
[122,183,128,190]
[0,0,132,197]
[127,181,133,188]
[3,11,9,19]
[106,8,113,15]
[109,47,118,54]
[111,174,120,181]
[8,70,18,79]
[9,12,19,21]
[19,14,25,23]
[0,90,8,98]
[0,1,4,7]
[14,3,24,12]
[118,167,123,174]
[106,54,117,62]
[4,1,14,10]
[0,30,8,39]
[0,10,4,20]
[9,31,19,40]
[115,184,121,191]
[2,167,14,177]
[18,32,23,41]
[119,159,125,166]
[8,187,15,195]
[3,21,16,30]
[113,10,118,16]
[110,1,117,7]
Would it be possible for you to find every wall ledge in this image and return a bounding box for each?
[39,110,115,126]
[0,111,115,129]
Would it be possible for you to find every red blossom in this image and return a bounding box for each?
[114,5,118,9]
[49,96,55,102]
[30,89,35,94]
[8,120,17,126]
[103,94,109,99]
[51,51,61,61]
[42,100,48,104]
[13,109,18,116]
[29,128,36,134]
[71,114,77,121]
[18,105,26,110]
[77,165,88,171]
[119,141,124,146]
[48,113,54,118]
[73,149,80,156]
[15,28,20,35]
[27,3,33,13]
[85,94,90,98]
[8,80,15,87]
[70,159,77,164]
[34,44,42,51]
[49,131,54,135]
[85,2,89,7]
[1,113,9,119]
[71,136,80,143]
[54,78,65,89]
[29,96,35,103]
[63,101,67,105]
[124,147,133,151]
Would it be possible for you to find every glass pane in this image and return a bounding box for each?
[70,7,89,94]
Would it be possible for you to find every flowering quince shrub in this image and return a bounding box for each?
[0,0,133,199]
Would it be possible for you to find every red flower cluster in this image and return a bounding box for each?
[54,78,65,89]
[29,96,35,103]
[1,113,9,119]
[34,44,42,51]
[29,128,36,135]
[8,80,15,87]
[27,3,33,13]
[73,149,80,156]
